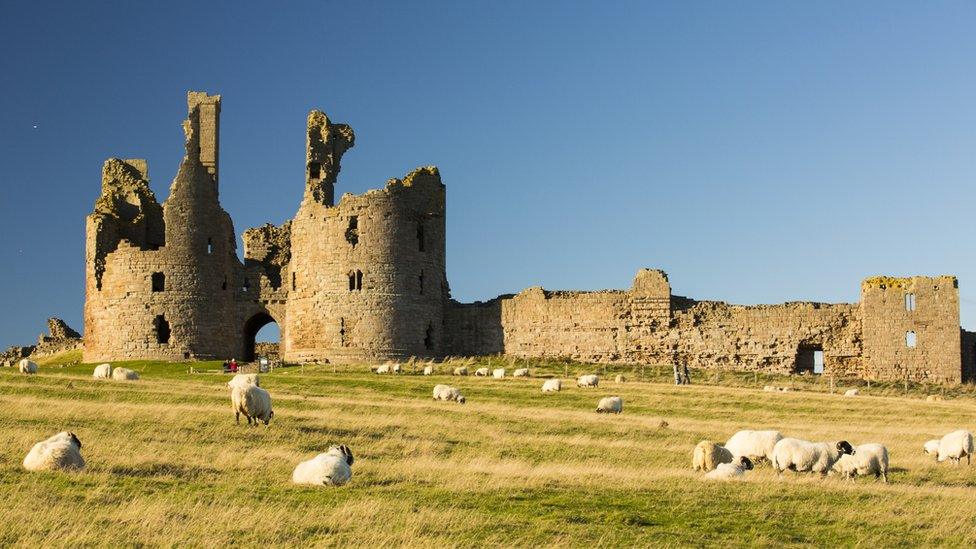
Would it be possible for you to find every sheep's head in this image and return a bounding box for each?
[330,444,354,466]
[456,395,466,404]
[923,440,940,456]
[739,456,754,470]
[263,410,274,425]
[836,441,854,456]
[68,432,82,449]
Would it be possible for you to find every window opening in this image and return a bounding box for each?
[151,272,165,292]
[154,315,170,344]
[346,216,359,247]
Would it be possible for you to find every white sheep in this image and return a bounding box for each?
[392,363,402,374]
[453,366,469,376]
[724,430,783,464]
[692,440,734,472]
[924,430,974,465]
[112,367,140,380]
[227,373,260,390]
[615,374,626,383]
[231,385,274,425]
[23,431,85,472]
[513,368,529,377]
[541,379,562,393]
[423,365,434,376]
[832,443,889,482]
[763,385,777,392]
[474,367,490,377]
[492,368,505,379]
[577,374,599,388]
[704,456,754,480]
[375,363,391,374]
[432,384,466,404]
[596,396,623,414]
[844,389,859,397]
[926,395,944,402]
[18,359,38,375]
[292,445,354,486]
[772,438,854,476]
[92,363,113,379]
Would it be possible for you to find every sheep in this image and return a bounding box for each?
[724,430,783,464]
[474,367,490,377]
[925,430,974,465]
[453,366,469,376]
[692,440,734,472]
[227,373,260,390]
[704,456,754,480]
[292,445,354,486]
[374,363,391,374]
[392,363,402,374]
[111,367,140,381]
[23,431,85,472]
[577,374,599,388]
[92,363,113,379]
[832,443,889,482]
[926,395,944,402]
[596,396,623,414]
[513,368,529,378]
[844,389,859,397]
[771,438,854,476]
[541,379,562,393]
[615,374,626,383]
[492,368,506,379]
[18,359,37,375]
[231,385,274,425]
[423,365,434,376]
[763,385,777,392]
[432,384,466,404]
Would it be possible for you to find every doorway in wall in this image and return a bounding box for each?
[795,345,824,375]
[243,312,279,362]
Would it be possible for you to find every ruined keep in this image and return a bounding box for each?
[84,92,975,383]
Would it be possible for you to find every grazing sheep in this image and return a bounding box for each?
[772,438,854,476]
[541,379,562,393]
[432,384,466,404]
[492,368,505,379]
[577,374,599,388]
[513,368,529,378]
[725,430,783,464]
[375,363,391,374]
[474,367,490,377]
[92,363,113,379]
[832,443,889,482]
[18,359,38,375]
[292,445,354,486]
[231,385,274,425]
[596,396,623,414]
[227,373,260,390]
[23,432,85,472]
[704,456,754,480]
[692,440,735,472]
[453,366,469,376]
[844,389,859,397]
[392,363,402,374]
[778,387,793,392]
[926,430,974,465]
[423,365,434,376]
[615,374,626,383]
[111,367,140,381]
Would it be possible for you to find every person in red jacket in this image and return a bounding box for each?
[229,358,238,373]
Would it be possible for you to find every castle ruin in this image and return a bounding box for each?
[84,92,976,383]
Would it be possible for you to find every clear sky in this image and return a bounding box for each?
[1,1,974,348]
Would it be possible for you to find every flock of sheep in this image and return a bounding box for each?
[692,428,974,482]
[14,358,975,490]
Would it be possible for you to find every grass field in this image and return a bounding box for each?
[2,355,976,547]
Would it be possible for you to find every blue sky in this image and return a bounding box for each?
[1,1,974,348]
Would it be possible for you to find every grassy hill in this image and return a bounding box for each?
[1,357,975,546]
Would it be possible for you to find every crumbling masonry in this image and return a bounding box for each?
[84,92,976,383]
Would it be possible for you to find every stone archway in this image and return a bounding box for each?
[242,312,278,362]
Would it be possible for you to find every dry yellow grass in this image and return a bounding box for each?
[1,359,975,547]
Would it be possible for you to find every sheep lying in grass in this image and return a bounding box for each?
[492,368,505,379]
[596,396,623,414]
[692,440,734,472]
[292,445,354,486]
[93,363,113,379]
[844,389,859,397]
[392,363,402,374]
[474,367,490,377]
[725,430,783,464]
[227,373,260,390]
[577,374,599,388]
[23,432,85,472]
[615,374,626,383]
[832,443,889,482]
[704,456,753,480]
[772,438,854,476]
[432,384,466,404]
[924,430,974,465]
[513,368,529,377]
[232,385,274,425]
[375,364,391,374]
[423,365,434,376]
[111,367,140,381]
[541,379,562,393]
[18,359,37,375]
[453,366,469,376]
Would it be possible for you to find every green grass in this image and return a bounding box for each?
[1,356,975,546]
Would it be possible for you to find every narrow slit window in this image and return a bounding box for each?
[355,270,363,290]
[348,271,356,291]
[291,272,296,291]
[340,318,348,346]
[906,331,917,348]
[905,293,916,312]
[154,315,170,344]
[222,276,227,291]
[417,220,425,252]
[346,216,359,247]
[243,278,250,293]
[419,270,424,294]
[424,322,434,351]
[207,237,213,255]
[151,272,165,292]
